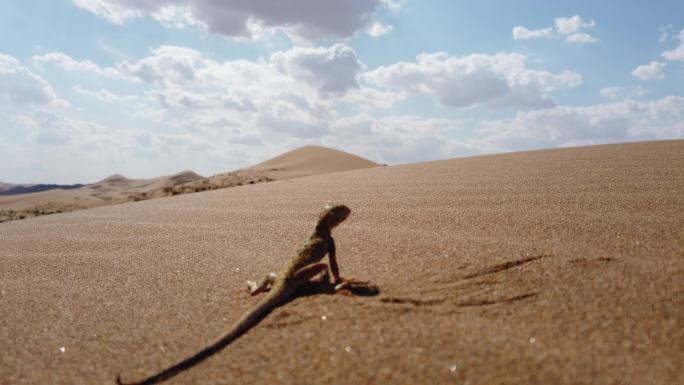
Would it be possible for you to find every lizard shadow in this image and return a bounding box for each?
[291,279,381,299]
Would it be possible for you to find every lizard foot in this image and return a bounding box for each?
[334,279,380,296]
[246,280,258,293]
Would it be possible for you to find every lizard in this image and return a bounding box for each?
[116,203,352,385]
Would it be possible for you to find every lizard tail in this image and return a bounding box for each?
[115,294,287,385]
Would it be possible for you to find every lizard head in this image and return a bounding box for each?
[320,204,351,229]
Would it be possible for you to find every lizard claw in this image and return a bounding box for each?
[334,282,349,291]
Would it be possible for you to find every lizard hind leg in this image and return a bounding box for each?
[247,272,277,296]
[292,263,329,284]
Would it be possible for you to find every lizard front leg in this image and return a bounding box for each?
[326,237,369,292]
[326,237,342,284]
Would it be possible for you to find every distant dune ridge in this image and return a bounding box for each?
[0,183,85,196]
[0,145,379,222]
[0,140,681,385]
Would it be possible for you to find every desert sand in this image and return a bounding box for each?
[0,140,682,385]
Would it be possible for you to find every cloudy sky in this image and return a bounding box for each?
[1,0,683,183]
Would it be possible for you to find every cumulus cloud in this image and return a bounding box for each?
[631,61,666,80]
[90,44,358,142]
[555,16,598,44]
[73,0,388,40]
[512,26,554,40]
[565,32,598,44]
[150,4,203,29]
[329,96,684,164]
[0,54,63,106]
[117,46,206,85]
[600,87,621,100]
[32,42,681,172]
[554,15,595,35]
[364,52,582,109]
[331,114,461,163]
[367,22,393,37]
[73,84,137,103]
[272,44,363,95]
[513,15,598,44]
[228,134,263,146]
[475,96,684,152]
[18,110,102,145]
[33,52,122,77]
[662,29,684,63]
[73,0,140,24]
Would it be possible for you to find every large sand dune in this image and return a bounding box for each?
[248,144,381,178]
[0,140,682,385]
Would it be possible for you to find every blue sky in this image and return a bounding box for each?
[1,0,683,183]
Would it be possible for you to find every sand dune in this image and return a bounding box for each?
[249,144,381,178]
[0,140,681,385]
[170,170,204,184]
[0,145,378,222]
[188,145,381,192]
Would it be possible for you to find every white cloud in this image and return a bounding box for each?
[24,42,681,178]
[599,86,651,101]
[117,46,206,86]
[364,52,582,109]
[381,0,404,12]
[475,96,684,152]
[18,110,101,145]
[512,26,554,40]
[555,16,598,44]
[338,85,408,110]
[271,44,363,95]
[513,15,598,44]
[150,5,203,29]
[329,96,684,164]
[631,61,666,80]
[73,0,140,24]
[367,22,393,37]
[9,108,229,183]
[554,15,595,35]
[228,134,263,146]
[72,84,137,103]
[600,87,621,100]
[73,0,385,41]
[0,54,63,106]
[565,32,598,44]
[662,29,684,63]
[98,44,353,144]
[330,114,462,163]
[659,25,674,43]
[32,52,121,77]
